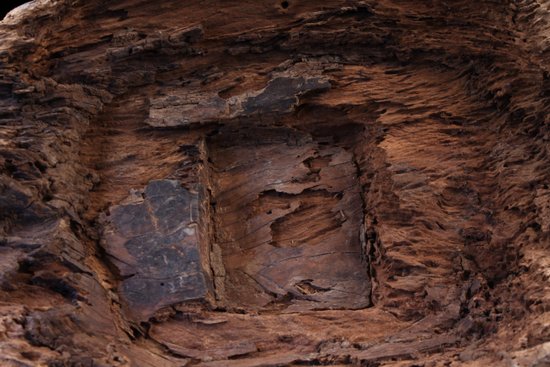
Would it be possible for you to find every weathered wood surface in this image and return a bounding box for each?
[101,179,210,320]
[0,0,548,366]
[206,126,370,311]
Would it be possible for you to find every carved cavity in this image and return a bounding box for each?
[204,126,371,311]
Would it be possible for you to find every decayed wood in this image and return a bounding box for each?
[206,126,370,311]
[101,179,210,320]
[0,0,548,366]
